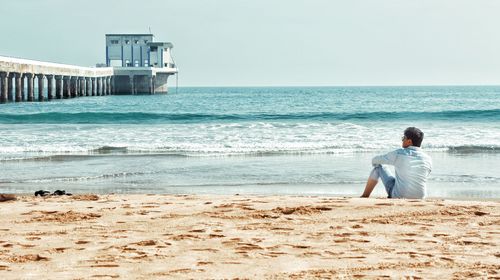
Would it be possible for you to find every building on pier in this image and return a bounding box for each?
[105,34,177,94]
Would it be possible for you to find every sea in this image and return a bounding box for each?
[1,86,499,199]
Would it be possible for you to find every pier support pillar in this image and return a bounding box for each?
[7,73,14,101]
[104,77,108,95]
[75,77,80,97]
[149,76,154,94]
[79,78,85,97]
[26,73,34,102]
[91,77,96,96]
[129,76,135,95]
[70,77,77,98]
[20,74,25,101]
[85,78,91,96]
[106,77,111,95]
[55,76,62,99]
[96,77,102,96]
[0,72,8,103]
[15,73,22,102]
[152,76,156,94]
[76,77,81,98]
[102,77,106,95]
[46,75,54,100]
[110,76,115,94]
[104,77,107,95]
[37,74,45,102]
[103,77,107,96]
[63,76,70,98]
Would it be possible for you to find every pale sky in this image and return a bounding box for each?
[1,0,500,86]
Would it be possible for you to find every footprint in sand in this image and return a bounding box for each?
[440,257,455,262]
[53,247,69,252]
[235,243,263,251]
[90,264,120,268]
[191,248,219,253]
[91,274,120,278]
[208,234,225,238]
[222,238,242,246]
[271,227,294,231]
[291,245,311,249]
[134,240,157,246]
[197,261,213,266]
[171,234,200,241]
[8,254,49,262]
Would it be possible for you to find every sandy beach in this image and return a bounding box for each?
[0,194,498,279]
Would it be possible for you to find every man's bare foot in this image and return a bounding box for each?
[0,194,17,202]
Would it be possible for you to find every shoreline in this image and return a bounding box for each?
[7,191,500,202]
[1,194,498,279]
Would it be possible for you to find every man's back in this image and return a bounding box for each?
[372,146,432,198]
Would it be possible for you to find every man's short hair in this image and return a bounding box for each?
[404,127,424,147]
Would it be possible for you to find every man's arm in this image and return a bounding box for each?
[372,150,398,166]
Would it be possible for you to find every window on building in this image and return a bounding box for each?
[111,40,119,44]
[125,40,130,44]
[134,40,139,44]
[144,40,149,44]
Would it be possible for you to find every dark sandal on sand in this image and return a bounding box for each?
[35,190,51,197]
[52,190,72,196]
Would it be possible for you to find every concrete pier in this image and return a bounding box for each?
[1,52,176,103]
[0,56,113,103]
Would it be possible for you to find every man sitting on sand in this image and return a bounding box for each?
[361,127,432,199]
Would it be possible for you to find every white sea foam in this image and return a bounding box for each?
[0,122,499,159]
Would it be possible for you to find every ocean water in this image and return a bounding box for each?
[0,86,499,199]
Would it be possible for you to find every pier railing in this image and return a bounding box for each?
[0,55,114,103]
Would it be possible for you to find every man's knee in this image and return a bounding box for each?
[369,166,381,180]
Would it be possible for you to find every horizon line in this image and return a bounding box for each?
[174,84,500,88]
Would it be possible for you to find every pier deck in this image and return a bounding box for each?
[0,56,113,103]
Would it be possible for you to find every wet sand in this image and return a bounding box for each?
[0,194,498,279]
